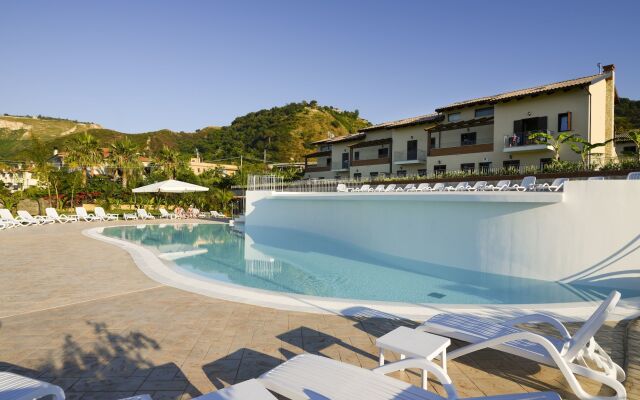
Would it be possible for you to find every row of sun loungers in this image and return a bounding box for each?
[2,291,624,399]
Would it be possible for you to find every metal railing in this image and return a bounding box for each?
[331,160,350,170]
[393,150,426,162]
[504,130,552,148]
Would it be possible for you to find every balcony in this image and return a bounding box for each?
[394,150,426,165]
[503,131,555,153]
[331,160,350,172]
[350,156,391,167]
[305,164,331,173]
[428,143,493,156]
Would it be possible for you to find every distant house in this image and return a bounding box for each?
[189,156,238,176]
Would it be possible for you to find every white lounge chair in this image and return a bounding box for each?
[354,184,372,192]
[0,371,65,400]
[444,182,469,191]
[509,176,536,191]
[397,184,415,191]
[159,208,177,219]
[336,183,353,192]
[485,180,511,191]
[136,209,156,220]
[384,184,397,192]
[537,178,568,192]
[372,184,385,192]
[415,183,431,192]
[0,209,33,226]
[467,181,487,191]
[0,221,6,230]
[626,171,640,180]
[75,207,100,222]
[588,176,605,181]
[418,291,626,400]
[123,213,138,220]
[211,211,227,218]
[429,182,445,191]
[45,207,78,223]
[259,353,560,400]
[193,379,277,400]
[95,207,119,221]
[17,210,53,225]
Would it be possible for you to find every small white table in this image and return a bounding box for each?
[375,326,450,389]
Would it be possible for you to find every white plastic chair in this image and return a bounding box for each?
[336,183,353,192]
[45,208,78,223]
[354,184,371,192]
[95,207,118,220]
[159,208,177,219]
[485,180,511,191]
[0,371,65,400]
[396,184,415,191]
[419,291,626,400]
[193,379,276,399]
[509,176,536,191]
[372,184,385,192]
[75,207,101,222]
[429,183,445,191]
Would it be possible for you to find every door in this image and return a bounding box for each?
[341,153,349,169]
[407,140,418,160]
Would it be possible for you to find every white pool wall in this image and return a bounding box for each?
[245,180,640,290]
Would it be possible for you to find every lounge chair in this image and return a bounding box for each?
[95,207,119,221]
[627,171,640,180]
[0,209,33,226]
[537,178,568,192]
[211,211,227,218]
[17,210,54,225]
[193,379,277,400]
[467,181,487,191]
[136,209,156,220]
[123,213,138,220]
[429,182,445,191]
[336,183,353,192]
[508,176,536,191]
[75,207,101,222]
[588,176,605,181]
[259,353,560,400]
[0,221,6,230]
[418,291,626,400]
[372,184,385,192]
[45,207,78,223]
[444,182,469,191]
[384,184,397,192]
[485,180,511,191]
[415,183,431,192]
[396,183,415,191]
[159,208,177,219]
[354,184,371,192]
[0,371,66,400]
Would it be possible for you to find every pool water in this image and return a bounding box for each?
[102,224,639,304]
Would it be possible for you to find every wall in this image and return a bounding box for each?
[246,181,640,290]
[391,124,429,176]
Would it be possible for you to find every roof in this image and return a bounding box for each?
[360,113,442,132]
[426,116,494,133]
[436,73,607,112]
[312,132,366,145]
[349,137,393,148]
[615,133,637,143]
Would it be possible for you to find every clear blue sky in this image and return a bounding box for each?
[1,0,639,133]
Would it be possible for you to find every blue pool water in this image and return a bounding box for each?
[101,224,640,304]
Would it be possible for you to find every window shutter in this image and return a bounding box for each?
[514,120,523,133]
[567,112,572,131]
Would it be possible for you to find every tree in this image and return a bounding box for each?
[625,130,640,162]
[23,135,54,207]
[155,146,182,179]
[569,137,614,168]
[528,131,576,161]
[65,132,102,187]
[212,188,234,214]
[109,137,140,188]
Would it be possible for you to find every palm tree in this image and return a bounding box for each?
[528,131,575,162]
[155,146,182,179]
[212,188,234,214]
[65,132,102,187]
[569,137,614,168]
[110,137,140,188]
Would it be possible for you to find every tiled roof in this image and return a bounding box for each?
[436,73,605,112]
[360,113,442,132]
[312,132,366,145]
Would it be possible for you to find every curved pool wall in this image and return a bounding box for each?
[245,180,640,290]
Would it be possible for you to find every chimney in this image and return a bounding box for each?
[602,64,615,73]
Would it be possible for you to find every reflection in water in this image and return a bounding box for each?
[101,224,640,305]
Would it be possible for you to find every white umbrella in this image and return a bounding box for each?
[132,179,209,193]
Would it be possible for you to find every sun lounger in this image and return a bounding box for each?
[508,176,536,191]
[123,213,138,220]
[396,184,415,191]
[429,182,445,191]
[588,176,605,180]
[336,183,353,192]
[444,182,469,191]
[0,371,65,400]
[537,178,568,192]
[45,207,78,223]
[418,291,626,400]
[159,208,177,219]
[193,379,277,400]
[17,210,54,225]
[485,180,511,191]
[95,207,119,221]
[136,209,156,220]
[415,183,431,191]
[467,181,487,191]
[384,184,397,192]
[260,353,560,400]
[75,207,101,222]
[0,209,34,226]
[211,211,227,218]
[354,184,372,192]
[372,184,385,192]
[627,171,640,180]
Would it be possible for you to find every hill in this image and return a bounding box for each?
[0,101,370,162]
[615,97,640,133]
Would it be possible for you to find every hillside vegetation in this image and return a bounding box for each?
[0,101,369,162]
[615,97,640,133]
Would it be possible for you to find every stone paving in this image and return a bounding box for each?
[0,220,637,399]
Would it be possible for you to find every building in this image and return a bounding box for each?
[189,156,238,176]
[0,165,39,192]
[303,65,618,179]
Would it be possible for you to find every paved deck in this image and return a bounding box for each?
[0,220,637,399]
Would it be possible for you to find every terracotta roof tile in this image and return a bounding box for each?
[361,113,442,132]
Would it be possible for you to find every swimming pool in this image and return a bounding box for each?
[101,223,640,305]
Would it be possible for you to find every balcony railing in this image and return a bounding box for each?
[305,164,331,173]
[351,156,391,167]
[428,143,493,156]
[394,150,426,164]
[332,160,350,171]
[504,130,551,148]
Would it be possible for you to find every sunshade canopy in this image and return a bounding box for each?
[132,179,209,193]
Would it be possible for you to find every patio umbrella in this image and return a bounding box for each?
[132,179,209,193]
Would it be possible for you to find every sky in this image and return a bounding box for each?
[1,0,639,133]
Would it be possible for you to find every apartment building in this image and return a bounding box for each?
[303,65,617,179]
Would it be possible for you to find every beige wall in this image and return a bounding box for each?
[390,124,428,176]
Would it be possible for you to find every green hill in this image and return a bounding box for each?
[0,101,370,162]
[615,97,640,133]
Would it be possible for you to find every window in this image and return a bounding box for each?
[558,112,572,132]
[353,173,362,180]
[479,162,492,173]
[396,170,407,177]
[378,147,389,158]
[406,140,418,160]
[430,137,436,148]
[461,163,475,173]
[326,157,331,166]
[434,164,446,175]
[461,132,477,146]
[514,117,548,133]
[539,158,553,170]
[341,153,349,169]
[370,172,379,178]
[623,145,637,154]
[475,107,494,118]
[503,160,520,171]
[320,145,331,152]
[418,169,427,176]
[354,151,360,160]
[448,113,461,122]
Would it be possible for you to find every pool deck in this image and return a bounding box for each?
[0,220,638,399]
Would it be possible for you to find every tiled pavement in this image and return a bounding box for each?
[0,220,637,399]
